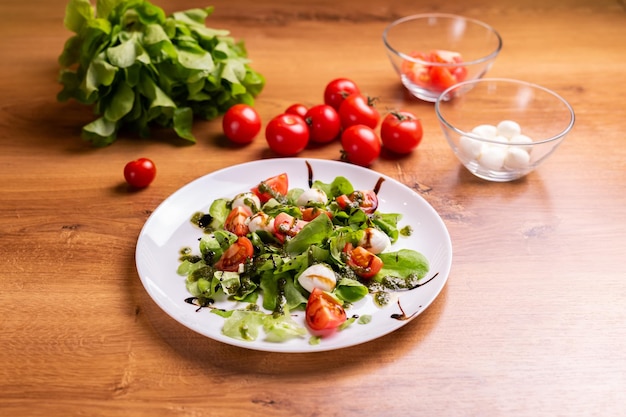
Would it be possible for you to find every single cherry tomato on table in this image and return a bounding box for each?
[124,157,156,188]
[338,93,380,130]
[214,236,254,272]
[380,111,424,154]
[335,189,379,214]
[304,104,341,144]
[285,103,308,118]
[324,78,361,111]
[343,243,383,279]
[305,288,347,331]
[251,173,289,204]
[222,104,262,144]
[265,114,310,156]
[340,125,381,167]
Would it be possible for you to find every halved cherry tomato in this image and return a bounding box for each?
[305,288,347,331]
[343,244,383,279]
[224,206,251,237]
[429,66,458,91]
[251,173,288,204]
[274,212,308,242]
[301,207,333,222]
[336,190,379,214]
[214,236,254,272]
[401,49,468,92]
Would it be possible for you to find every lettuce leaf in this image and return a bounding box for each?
[221,309,306,342]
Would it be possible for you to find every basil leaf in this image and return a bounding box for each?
[335,278,368,303]
[58,0,265,146]
[376,249,430,281]
[285,214,334,256]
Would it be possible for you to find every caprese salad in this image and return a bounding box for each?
[177,172,430,344]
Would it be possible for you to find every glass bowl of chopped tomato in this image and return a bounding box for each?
[435,78,575,182]
[382,13,502,102]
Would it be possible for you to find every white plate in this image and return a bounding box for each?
[136,158,452,352]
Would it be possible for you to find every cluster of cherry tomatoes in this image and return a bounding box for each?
[222,78,424,166]
[123,78,425,188]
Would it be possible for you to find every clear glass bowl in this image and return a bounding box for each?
[435,78,576,182]
[383,13,502,102]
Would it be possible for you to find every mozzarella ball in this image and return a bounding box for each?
[471,124,497,140]
[496,120,522,139]
[358,228,391,254]
[297,188,328,206]
[504,147,531,170]
[510,134,534,154]
[246,212,274,233]
[232,192,261,211]
[298,263,337,293]
[479,145,507,170]
[459,136,483,160]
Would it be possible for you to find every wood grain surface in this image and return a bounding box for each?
[1,0,625,416]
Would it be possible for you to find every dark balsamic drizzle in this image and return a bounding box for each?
[184,297,214,312]
[390,272,439,321]
[197,213,213,229]
[373,176,385,195]
[391,299,420,321]
[407,272,439,291]
[306,160,313,188]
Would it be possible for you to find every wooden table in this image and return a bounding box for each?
[2,0,625,416]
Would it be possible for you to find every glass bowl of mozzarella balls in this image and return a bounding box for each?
[435,78,575,182]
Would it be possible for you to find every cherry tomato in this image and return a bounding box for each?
[285,103,308,118]
[251,173,289,204]
[222,104,261,144]
[340,125,381,166]
[265,114,310,156]
[123,157,156,188]
[214,236,254,272]
[301,207,333,222]
[380,111,424,154]
[274,212,308,242]
[224,206,252,237]
[343,244,383,279]
[429,67,457,91]
[336,190,379,214]
[338,93,380,130]
[401,49,468,92]
[305,288,347,331]
[304,104,341,144]
[324,78,361,111]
